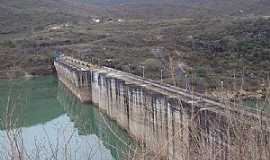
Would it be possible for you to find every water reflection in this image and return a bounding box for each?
[57,82,135,159]
[0,76,64,129]
[0,76,134,160]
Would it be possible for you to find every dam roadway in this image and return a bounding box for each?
[57,55,268,121]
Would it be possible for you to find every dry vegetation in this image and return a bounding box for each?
[130,77,270,160]
[0,1,270,159]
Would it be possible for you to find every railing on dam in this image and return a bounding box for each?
[54,55,270,160]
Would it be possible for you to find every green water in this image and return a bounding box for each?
[243,97,270,112]
[0,76,134,160]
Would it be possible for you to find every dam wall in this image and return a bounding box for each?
[55,59,194,159]
[54,56,263,160]
[54,60,92,102]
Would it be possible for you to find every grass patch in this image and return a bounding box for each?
[0,41,16,48]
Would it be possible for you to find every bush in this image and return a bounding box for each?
[0,40,16,48]
[142,58,162,71]
[196,66,207,78]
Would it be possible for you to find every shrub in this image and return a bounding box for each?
[0,40,16,48]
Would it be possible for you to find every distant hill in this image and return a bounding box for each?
[80,0,270,18]
[0,0,104,36]
[1,0,270,35]
[1,0,270,36]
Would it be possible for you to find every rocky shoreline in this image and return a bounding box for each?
[0,62,55,80]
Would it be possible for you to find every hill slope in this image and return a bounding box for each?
[1,0,270,35]
[81,0,270,18]
[0,0,270,94]
[0,0,105,36]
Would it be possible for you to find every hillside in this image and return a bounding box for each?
[0,0,270,95]
[82,0,270,18]
[1,0,270,36]
[0,0,105,37]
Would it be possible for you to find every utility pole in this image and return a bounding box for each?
[169,56,176,86]
[160,69,163,83]
[142,66,145,78]
[221,81,224,92]
[185,74,188,91]
[241,67,245,91]
[221,80,224,101]
[233,70,236,91]
[128,64,131,73]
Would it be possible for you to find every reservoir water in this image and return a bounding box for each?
[0,76,134,160]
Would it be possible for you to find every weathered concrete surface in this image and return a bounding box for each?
[54,56,269,160]
[54,57,192,159]
[54,60,92,102]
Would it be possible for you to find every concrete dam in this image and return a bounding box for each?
[54,55,270,160]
